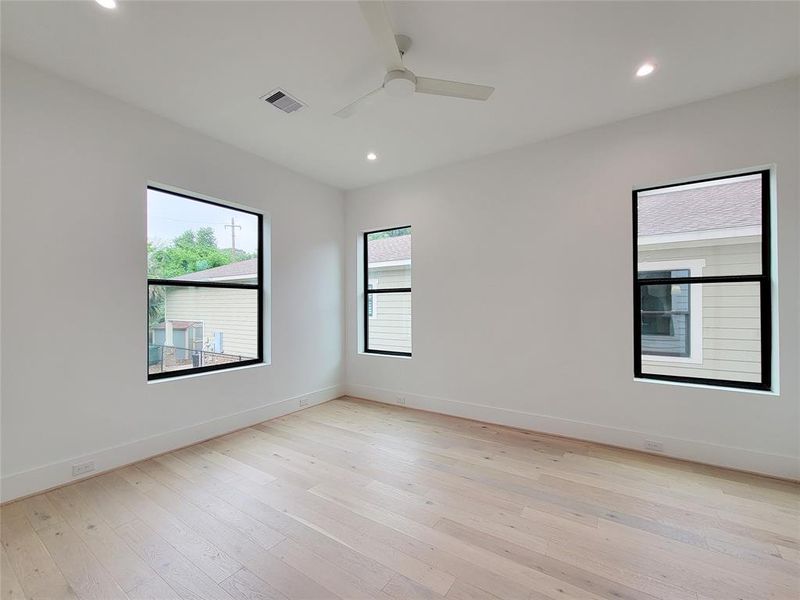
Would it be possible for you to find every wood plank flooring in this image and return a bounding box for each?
[1,397,798,600]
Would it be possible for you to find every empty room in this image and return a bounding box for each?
[0,1,798,599]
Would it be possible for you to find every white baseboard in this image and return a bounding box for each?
[1,385,344,503]
[344,383,799,480]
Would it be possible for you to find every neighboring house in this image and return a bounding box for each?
[637,176,762,382]
[151,257,259,361]
[368,234,412,353]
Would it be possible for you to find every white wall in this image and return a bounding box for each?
[0,58,345,501]
[344,78,800,479]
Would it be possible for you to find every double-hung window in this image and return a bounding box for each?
[634,170,771,390]
[363,226,412,356]
[147,186,263,380]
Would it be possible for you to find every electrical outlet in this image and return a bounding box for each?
[72,460,95,477]
[396,396,406,405]
[644,440,664,453]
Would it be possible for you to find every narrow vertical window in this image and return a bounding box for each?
[147,187,263,379]
[364,226,411,356]
[633,170,771,390]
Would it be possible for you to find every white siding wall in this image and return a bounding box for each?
[639,237,761,382]
[368,264,411,353]
[165,287,258,358]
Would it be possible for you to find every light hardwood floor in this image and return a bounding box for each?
[1,397,798,600]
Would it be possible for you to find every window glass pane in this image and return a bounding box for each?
[148,285,258,375]
[367,292,411,354]
[147,188,259,282]
[367,227,411,289]
[637,174,762,276]
[640,281,761,383]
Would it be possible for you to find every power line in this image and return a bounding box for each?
[224,218,242,259]
[149,216,231,226]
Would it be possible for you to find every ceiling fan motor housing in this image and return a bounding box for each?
[384,69,416,97]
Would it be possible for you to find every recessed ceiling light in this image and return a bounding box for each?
[636,62,656,77]
[366,152,378,161]
[96,0,117,9]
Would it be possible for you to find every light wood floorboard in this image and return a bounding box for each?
[1,397,798,599]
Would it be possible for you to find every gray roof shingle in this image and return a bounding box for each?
[174,257,258,281]
[638,178,761,237]
[367,235,411,263]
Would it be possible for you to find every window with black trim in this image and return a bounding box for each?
[147,187,263,379]
[364,226,411,356]
[634,170,771,390]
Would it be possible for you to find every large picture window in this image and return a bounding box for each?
[364,226,411,356]
[633,170,771,390]
[147,186,263,380]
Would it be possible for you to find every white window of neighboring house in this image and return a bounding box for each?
[638,260,705,365]
[367,283,375,318]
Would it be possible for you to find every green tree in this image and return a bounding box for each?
[196,227,217,248]
[148,286,165,325]
[148,227,245,279]
[368,226,410,240]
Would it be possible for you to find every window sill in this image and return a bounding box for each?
[147,361,268,384]
[633,377,778,396]
[359,351,412,360]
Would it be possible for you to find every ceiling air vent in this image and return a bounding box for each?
[261,89,305,114]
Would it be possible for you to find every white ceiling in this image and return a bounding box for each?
[2,1,798,190]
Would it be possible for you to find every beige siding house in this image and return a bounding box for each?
[154,258,259,360]
[637,175,762,383]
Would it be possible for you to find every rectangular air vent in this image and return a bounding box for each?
[261,89,305,114]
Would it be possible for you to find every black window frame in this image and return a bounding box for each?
[147,186,264,381]
[363,226,412,357]
[633,169,771,391]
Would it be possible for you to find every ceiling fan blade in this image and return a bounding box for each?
[334,85,385,118]
[415,77,495,101]
[358,0,404,71]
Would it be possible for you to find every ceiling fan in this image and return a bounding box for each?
[335,0,495,118]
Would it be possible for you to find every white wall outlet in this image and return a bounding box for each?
[72,460,95,477]
[396,396,406,405]
[298,398,309,407]
[644,440,664,453]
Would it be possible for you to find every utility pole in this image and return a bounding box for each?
[224,217,241,260]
